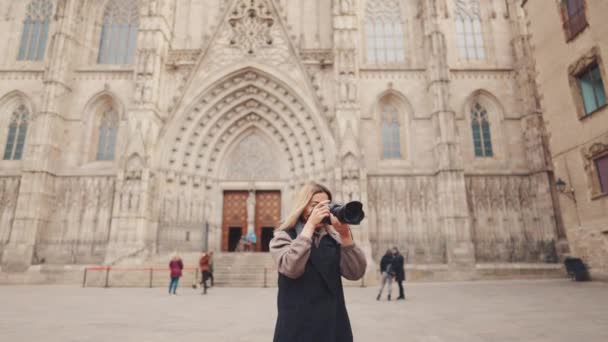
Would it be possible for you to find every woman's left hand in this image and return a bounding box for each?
[330,214,353,246]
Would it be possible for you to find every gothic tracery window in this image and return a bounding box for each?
[18,0,53,61]
[365,0,406,64]
[96,108,118,161]
[97,0,139,64]
[471,102,493,158]
[455,0,485,61]
[381,103,401,159]
[3,105,29,161]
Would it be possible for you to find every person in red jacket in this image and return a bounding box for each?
[199,252,211,294]
[168,254,183,295]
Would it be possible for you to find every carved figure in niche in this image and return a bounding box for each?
[339,75,348,103]
[246,190,255,233]
[334,0,355,15]
[134,82,143,103]
[347,72,358,102]
[145,53,155,75]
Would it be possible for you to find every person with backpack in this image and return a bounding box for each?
[168,254,183,295]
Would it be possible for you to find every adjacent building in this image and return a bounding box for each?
[523,0,608,280]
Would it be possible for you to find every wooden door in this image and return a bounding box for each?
[254,191,281,252]
[222,191,248,252]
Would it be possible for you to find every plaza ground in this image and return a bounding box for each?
[1,279,607,342]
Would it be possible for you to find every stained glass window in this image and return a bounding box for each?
[98,0,139,64]
[365,0,405,64]
[18,0,53,61]
[455,0,485,61]
[471,102,493,158]
[3,105,29,160]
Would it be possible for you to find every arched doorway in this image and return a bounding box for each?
[155,67,336,254]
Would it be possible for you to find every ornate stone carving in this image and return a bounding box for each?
[0,177,20,245]
[34,177,115,264]
[166,70,326,181]
[367,176,444,264]
[166,49,201,67]
[225,133,280,181]
[465,175,558,263]
[228,0,274,54]
[204,1,296,75]
[334,0,356,15]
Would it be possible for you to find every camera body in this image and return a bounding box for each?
[321,201,365,225]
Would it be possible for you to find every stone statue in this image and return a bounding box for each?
[246,190,255,233]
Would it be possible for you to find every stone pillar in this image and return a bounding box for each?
[332,0,376,282]
[2,0,78,271]
[422,0,475,276]
[104,1,174,264]
[510,2,569,256]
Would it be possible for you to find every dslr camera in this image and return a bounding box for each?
[321,201,365,225]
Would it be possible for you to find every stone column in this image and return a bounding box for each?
[421,0,475,276]
[105,1,174,263]
[332,0,375,282]
[510,2,569,256]
[2,0,78,271]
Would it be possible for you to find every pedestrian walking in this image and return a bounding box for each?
[391,247,406,300]
[377,249,394,301]
[208,250,215,287]
[199,252,211,294]
[168,254,183,295]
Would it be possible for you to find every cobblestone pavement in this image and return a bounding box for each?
[1,279,607,342]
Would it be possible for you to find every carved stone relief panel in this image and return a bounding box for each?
[0,177,20,248]
[36,177,116,264]
[465,175,558,263]
[205,0,296,74]
[367,176,444,264]
[224,132,279,180]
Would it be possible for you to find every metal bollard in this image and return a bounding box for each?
[263,268,267,288]
[149,268,153,288]
[104,267,110,288]
[82,268,88,288]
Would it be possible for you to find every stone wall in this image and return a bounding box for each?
[367,176,445,264]
[0,177,20,263]
[465,175,558,263]
[35,177,115,264]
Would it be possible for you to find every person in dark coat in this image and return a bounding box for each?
[377,249,394,301]
[199,252,211,294]
[168,254,183,295]
[391,247,405,300]
[270,182,367,342]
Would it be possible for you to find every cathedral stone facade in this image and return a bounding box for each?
[0,0,566,279]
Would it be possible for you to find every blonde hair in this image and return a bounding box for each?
[277,182,332,230]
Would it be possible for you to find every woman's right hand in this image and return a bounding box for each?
[302,200,330,237]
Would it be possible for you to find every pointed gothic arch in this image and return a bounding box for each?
[372,89,413,161]
[17,0,53,61]
[97,0,139,64]
[364,0,406,64]
[0,91,35,162]
[454,0,486,61]
[463,89,505,160]
[82,92,124,163]
[157,67,335,184]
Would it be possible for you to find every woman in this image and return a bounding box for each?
[270,182,367,342]
[168,254,183,295]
